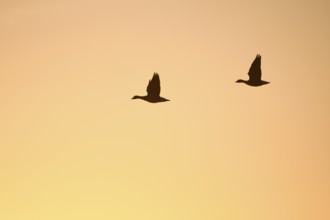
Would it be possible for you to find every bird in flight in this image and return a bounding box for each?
[132,73,170,103]
[236,54,270,86]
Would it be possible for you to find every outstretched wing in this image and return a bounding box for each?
[248,54,262,81]
[146,73,161,97]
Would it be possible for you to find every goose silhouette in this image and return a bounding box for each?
[132,73,170,103]
[236,54,270,86]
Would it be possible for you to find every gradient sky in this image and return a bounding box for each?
[0,1,329,219]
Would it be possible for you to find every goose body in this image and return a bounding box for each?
[236,54,270,86]
[132,73,169,103]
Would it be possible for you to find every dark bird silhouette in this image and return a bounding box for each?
[132,73,170,103]
[236,54,270,86]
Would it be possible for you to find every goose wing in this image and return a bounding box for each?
[248,54,262,81]
[146,73,161,97]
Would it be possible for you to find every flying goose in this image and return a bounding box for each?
[236,54,270,86]
[132,73,170,103]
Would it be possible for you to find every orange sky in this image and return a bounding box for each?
[0,1,329,219]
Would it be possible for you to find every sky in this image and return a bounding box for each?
[0,0,329,219]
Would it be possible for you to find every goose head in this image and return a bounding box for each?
[236,79,247,83]
[132,95,141,99]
